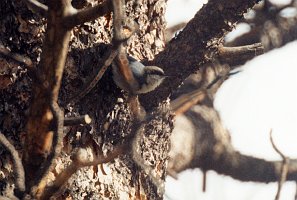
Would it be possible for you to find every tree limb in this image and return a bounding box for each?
[218,43,264,67]
[141,0,262,109]
[63,0,112,29]
[24,0,48,16]
[168,105,297,183]
[24,0,72,192]
[270,130,289,200]
[0,133,25,198]
[0,43,33,67]
[64,114,92,126]
[41,144,126,199]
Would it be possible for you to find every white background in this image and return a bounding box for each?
[164,0,297,199]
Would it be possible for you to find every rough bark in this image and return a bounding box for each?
[1,0,170,199]
[1,0,281,199]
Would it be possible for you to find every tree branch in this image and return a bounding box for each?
[64,114,92,126]
[24,0,48,16]
[270,130,289,200]
[63,0,112,29]
[41,144,126,199]
[0,133,25,197]
[218,43,264,67]
[168,104,297,183]
[141,0,262,109]
[0,43,33,67]
[23,0,72,193]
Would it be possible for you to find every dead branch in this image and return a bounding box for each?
[202,170,207,192]
[111,0,139,94]
[64,114,92,126]
[0,43,33,68]
[218,43,264,66]
[64,0,112,29]
[24,0,48,16]
[171,88,206,116]
[41,144,126,199]
[23,0,73,195]
[0,133,25,198]
[67,47,118,104]
[168,104,297,183]
[270,130,290,200]
[170,67,232,115]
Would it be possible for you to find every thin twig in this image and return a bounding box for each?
[171,89,206,115]
[0,133,25,197]
[64,115,92,126]
[170,70,233,115]
[67,48,118,104]
[218,43,264,67]
[63,0,112,29]
[24,0,48,16]
[112,0,139,94]
[219,43,264,57]
[295,181,297,200]
[270,129,289,200]
[42,143,127,199]
[202,170,207,192]
[0,43,33,67]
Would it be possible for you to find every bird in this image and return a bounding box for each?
[112,56,165,94]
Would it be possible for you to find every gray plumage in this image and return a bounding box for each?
[112,56,165,94]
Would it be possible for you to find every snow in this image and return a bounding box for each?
[165,0,207,27]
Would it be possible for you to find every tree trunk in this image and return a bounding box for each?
[0,0,170,199]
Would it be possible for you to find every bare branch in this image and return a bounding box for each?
[0,133,25,197]
[270,130,289,200]
[42,143,126,199]
[171,89,206,116]
[218,43,264,67]
[202,170,207,192]
[24,0,72,195]
[171,69,231,115]
[0,43,33,67]
[169,105,297,183]
[67,48,118,104]
[24,0,48,16]
[30,102,64,198]
[64,114,92,126]
[141,0,262,109]
[63,0,112,29]
[111,0,139,94]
